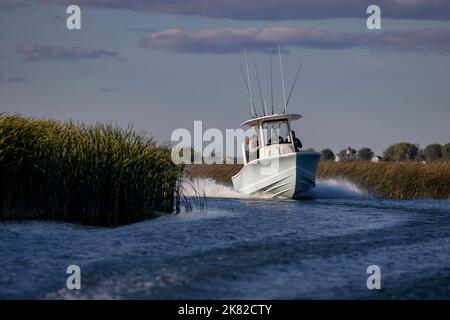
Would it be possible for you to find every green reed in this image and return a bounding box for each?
[317,161,450,199]
[0,114,179,225]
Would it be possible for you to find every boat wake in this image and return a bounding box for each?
[181,178,244,199]
[182,177,365,200]
[299,178,365,199]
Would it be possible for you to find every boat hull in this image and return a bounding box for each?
[231,152,321,199]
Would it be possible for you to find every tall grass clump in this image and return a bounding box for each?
[0,114,179,225]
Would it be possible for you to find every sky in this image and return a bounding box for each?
[1,0,450,155]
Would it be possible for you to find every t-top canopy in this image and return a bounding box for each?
[241,113,302,127]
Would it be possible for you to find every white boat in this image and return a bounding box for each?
[232,47,320,198]
[231,113,321,199]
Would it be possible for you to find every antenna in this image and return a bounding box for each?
[286,61,302,107]
[254,62,265,116]
[270,57,274,115]
[278,45,287,114]
[264,100,268,116]
[239,62,256,117]
[244,49,257,118]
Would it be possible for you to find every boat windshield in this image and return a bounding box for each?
[262,120,290,145]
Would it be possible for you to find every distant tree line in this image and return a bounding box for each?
[320,143,450,162]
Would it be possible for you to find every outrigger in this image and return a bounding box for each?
[231,47,321,199]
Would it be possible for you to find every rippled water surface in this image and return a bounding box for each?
[1,179,450,299]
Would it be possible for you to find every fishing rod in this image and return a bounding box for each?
[286,61,302,107]
[254,62,266,116]
[239,60,257,118]
[270,57,274,115]
[244,49,257,118]
[278,45,287,114]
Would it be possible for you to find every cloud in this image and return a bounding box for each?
[99,87,119,93]
[126,27,157,33]
[37,0,450,20]
[139,27,450,54]
[0,76,27,84]
[0,0,27,11]
[16,43,119,61]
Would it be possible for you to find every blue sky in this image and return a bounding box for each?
[1,1,450,154]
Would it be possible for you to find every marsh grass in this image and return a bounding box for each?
[318,161,450,199]
[185,164,242,185]
[186,161,450,199]
[0,114,179,225]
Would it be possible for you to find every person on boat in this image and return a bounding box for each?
[268,130,284,145]
[291,130,303,151]
[244,136,250,162]
[248,133,259,161]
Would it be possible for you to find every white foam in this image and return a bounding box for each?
[182,177,365,200]
[181,178,244,199]
[301,178,365,199]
